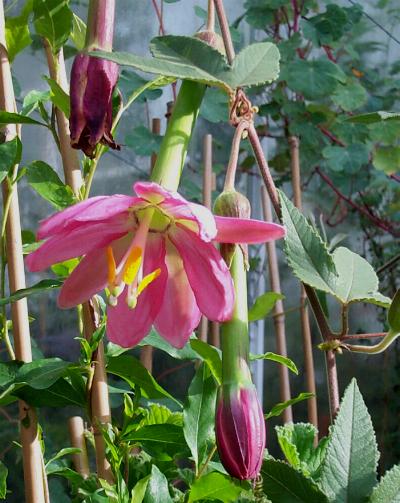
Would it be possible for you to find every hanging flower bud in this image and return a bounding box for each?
[216,378,266,480]
[195,31,226,54]
[69,0,120,158]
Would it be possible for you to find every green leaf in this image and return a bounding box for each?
[123,424,186,458]
[332,80,368,112]
[331,247,391,307]
[388,290,400,333]
[0,279,63,307]
[70,13,86,51]
[265,392,314,420]
[372,147,400,175]
[21,90,51,116]
[190,339,222,385]
[16,378,85,407]
[0,137,22,183]
[44,77,70,117]
[26,161,75,209]
[45,447,82,468]
[183,364,217,470]
[276,423,328,479]
[138,330,198,360]
[347,111,400,124]
[200,87,229,123]
[125,126,163,156]
[131,475,151,503]
[138,404,182,428]
[0,111,46,126]
[16,358,71,389]
[188,472,242,503]
[261,459,329,503]
[0,461,7,499]
[143,465,173,503]
[282,59,346,100]
[248,292,284,322]
[320,379,379,503]
[280,190,338,293]
[107,354,180,405]
[369,464,400,503]
[5,11,32,62]
[33,0,73,54]
[322,144,369,174]
[250,352,298,375]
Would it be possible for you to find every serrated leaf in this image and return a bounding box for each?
[0,278,63,307]
[320,379,379,503]
[0,137,22,183]
[26,160,75,209]
[33,0,73,54]
[369,464,400,503]
[183,364,217,470]
[190,339,222,385]
[280,190,338,293]
[265,392,314,420]
[261,459,329,503]
[250,352,298,374]
[373,146,400,175]
[138,404,182,428]
[322,144,369,174]
[347,111,400,124]
[248,292,284,322]
[188,472,242,503]
[332,81,367,111]
[332,247,391,306]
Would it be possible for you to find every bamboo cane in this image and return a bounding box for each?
[0,3,47,501]
[140,117,161,372]
[261,187,293,423]
[43,43,113,482]
[289,136,318,431]
[68,417,90,477]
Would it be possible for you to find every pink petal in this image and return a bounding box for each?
[169,227,234,322]
[107,234,167,348]
[27,214,130,272]
[154,241,202,348]
[213,216,286,244]
[38,195,142,240]
[58,234,132,308]
[133,181,175,204]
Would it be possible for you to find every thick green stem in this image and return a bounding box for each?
[220,246,251,385]
[150,81,206,190]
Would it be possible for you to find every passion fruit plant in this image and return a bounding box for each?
[0,0,399,502]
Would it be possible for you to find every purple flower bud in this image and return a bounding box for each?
[216,384,266,480]
[69,53,119,158]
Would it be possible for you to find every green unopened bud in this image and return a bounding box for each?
[194,31,226,55]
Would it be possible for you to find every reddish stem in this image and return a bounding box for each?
[291,0,300,32]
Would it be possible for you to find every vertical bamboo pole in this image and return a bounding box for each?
[0,3,46,501]
[140,117,161,372]
[68,417,90,477]
[43,43,113,482]
[289,136,318,431]
[261,187,293,423]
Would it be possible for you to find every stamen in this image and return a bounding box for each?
[106,246,116,285]
[122,246,142,285]
[137,268,161,296]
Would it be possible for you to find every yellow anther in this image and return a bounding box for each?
[137,268,161,296]
[122,247,142,285]
[106,246,116,285]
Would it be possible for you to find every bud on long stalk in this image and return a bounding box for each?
[215,191,266,480]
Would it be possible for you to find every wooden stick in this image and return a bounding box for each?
[261,187,293,423]
[43,42,82,194]
[43,45,113,481]
[0,4,46,501]
[289,136,318,431]
[140,117,162,372]
[68,417,90,477]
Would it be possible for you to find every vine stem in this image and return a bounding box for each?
[224,120,249,190]
[43,40,113,482]
[207,0,215,31]
[213,0,340,419]
[0,2,47,501]
[289,136,318,431]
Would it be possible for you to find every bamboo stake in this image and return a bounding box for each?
[0,3,46,501]
[140,117,161,372]
[289,136,318,431]
[68,417,90,477]
[43,43,82,194]
[261,187,293,423]
[43,44,113,481]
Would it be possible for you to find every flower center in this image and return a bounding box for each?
[106,208,161,308]
[136,207,171,232]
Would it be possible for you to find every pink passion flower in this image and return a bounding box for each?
[26,182,285,348]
